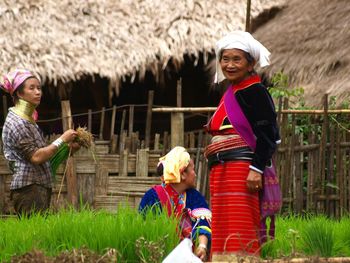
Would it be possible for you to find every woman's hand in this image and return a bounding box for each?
[60,129,78,143]
[195,245,207,261]
[69,142,81,156]
[246,169,262,192]
[195,235,208,261]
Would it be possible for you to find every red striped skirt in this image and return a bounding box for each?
[210,160,260,255]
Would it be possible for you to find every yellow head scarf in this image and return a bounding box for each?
[160,146,191,184]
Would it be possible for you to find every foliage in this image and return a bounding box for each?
[269,71,304,101]
[0,206,179,262]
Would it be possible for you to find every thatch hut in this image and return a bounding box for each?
[253,0,350,106]
[0,0,286,136]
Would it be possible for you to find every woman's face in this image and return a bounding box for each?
[220,49,254,84]
[17,78,42,106]
[182,160,196,188]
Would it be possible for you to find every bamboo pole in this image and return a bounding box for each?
[153,107,216,113]
[128,105,134,137]
[61,100,73,130]
[177,79,182,108]
[87,109,92,132]
[335,121,342,217]
[99,107,105,140]
[119,109,126,139]
[110,105,117,140]
[152,107,350,114]
[245,0,251,32]
[171,79,184,147]
[319,94,329,213]
[171,113,184,147]
[145,90,154,148]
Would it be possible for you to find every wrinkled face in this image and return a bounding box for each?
[182,160,196,188]
[17,78,42,106]
[220,49,254,84]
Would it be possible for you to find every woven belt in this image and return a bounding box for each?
[207,147,253,169]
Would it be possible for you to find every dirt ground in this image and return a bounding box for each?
[9,248,119,263]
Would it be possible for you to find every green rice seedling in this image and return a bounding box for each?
[0,205,179,262]
[261,215,305,259]
[300,216,335,257]
[333,216,350,256]
[50,143,70,178]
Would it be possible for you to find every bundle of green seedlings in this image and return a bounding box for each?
[50,127,94,178]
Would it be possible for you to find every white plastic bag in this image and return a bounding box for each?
[162,238,202,263]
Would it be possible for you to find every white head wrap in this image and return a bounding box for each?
[214,31,271,83]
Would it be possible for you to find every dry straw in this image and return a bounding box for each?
[0,0,284,95]
[254,0,350,105]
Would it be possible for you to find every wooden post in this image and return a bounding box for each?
[154,133,160,150]
[163,131,169,155]
[119,131,127,175]
[128,105,134,137]
[2,96,7,119]
[171,79,184,147]
[145,91,154,148]
[0,175,5,214]
[131,132,139,154]
[189,133,196,148]
[136,149,149,177]
[61,100,78,208]
[119,130,126,154]
[245,0,251,32]
[66,157,78,208]
[110,134,118,154]
[99,107,105,140]
[120,109,126,138]
[87,109,92,132]
[195,131,203,189]
[177,79,182,108]
[171,113,184,147]
[61,100,73,130]
[306,126,315,211]
[110,105,117,140]
[336,121,343,216]
[294,134,303,213]
[121,149,128,176]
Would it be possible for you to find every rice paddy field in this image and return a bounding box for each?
[1,208,350,262]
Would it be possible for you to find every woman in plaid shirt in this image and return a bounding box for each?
[1,69,78,216]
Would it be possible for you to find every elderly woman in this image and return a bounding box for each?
[1,69,78,216]
[139,146,212,261]
[204,31,282,259]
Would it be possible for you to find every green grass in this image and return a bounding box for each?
[0,206,179,262]
[261,215,350,259]
[2,210,350,262]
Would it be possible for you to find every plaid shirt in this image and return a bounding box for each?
[2,110,52,190]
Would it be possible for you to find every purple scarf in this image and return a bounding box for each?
[223,83,282,244]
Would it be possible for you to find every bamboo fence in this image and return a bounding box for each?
[0,94,350,217]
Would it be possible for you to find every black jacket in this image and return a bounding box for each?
[235,83,280,171]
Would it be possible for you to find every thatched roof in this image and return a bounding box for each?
[253,0,350,106]
[0,0,285,94]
